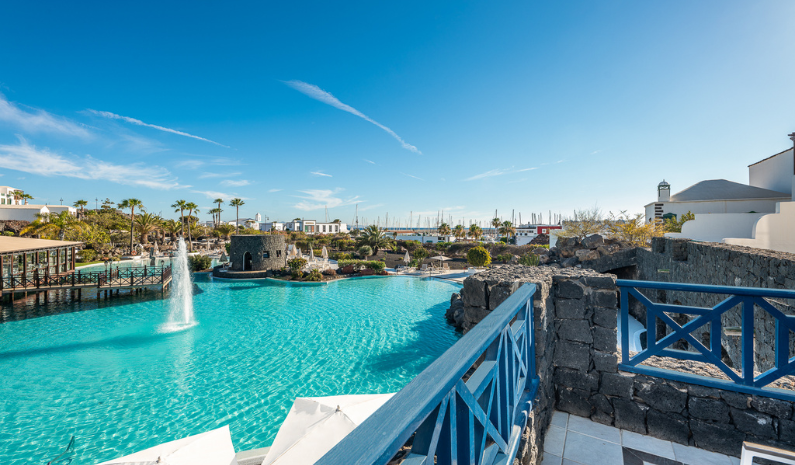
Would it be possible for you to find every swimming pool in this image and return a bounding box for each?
[0,276,461,465]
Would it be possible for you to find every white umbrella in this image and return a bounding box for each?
[429,255,451,272]
[261,394,394,465]
[403,251,410,264]
[296,248,302,259]
[309,248,315,262]
[97,425,238,465]
[321,246,328,260]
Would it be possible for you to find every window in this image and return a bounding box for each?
[263,251,270,259]
[276,250,281,257]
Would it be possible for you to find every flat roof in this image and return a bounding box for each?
[0,237,83,255]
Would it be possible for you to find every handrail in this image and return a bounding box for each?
[618,279,795,402]
[1,266,172,290]
[317,283,538,465]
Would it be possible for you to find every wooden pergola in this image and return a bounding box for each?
[0,237,82,283]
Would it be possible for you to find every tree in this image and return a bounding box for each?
[185,202,199,251]
[15,192,33,205]
[215,224,235,240]
[437,223,451,236]
[358,245,373,257]
[453,224,465,240]
[73,199,88,218]
[229,198,245,234]
[469,224,483,240]
[663,211,696,233]
[491,217,501,236]
[171,200,188,238]
[21,211,87,241]
[118,198,144,254]
[413,247,429,261]
[499,221,516,243]
[467,246,492,267]
[135,212,162,244]
[559,207,604,240]
[209,207,222,228]
[359,225,390,254]
[162,219,182,239]
[214,198,224,225]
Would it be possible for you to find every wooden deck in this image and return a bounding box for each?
[1,266,172,300]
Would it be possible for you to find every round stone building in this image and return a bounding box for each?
[229,235,286,272]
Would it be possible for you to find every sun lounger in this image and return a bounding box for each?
[442,263,450,271]
[420,264,429,273]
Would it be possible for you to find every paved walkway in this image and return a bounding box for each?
[543,411,740,465]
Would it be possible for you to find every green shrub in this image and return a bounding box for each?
[467,246,491,267]
[519,253,540,266]
[2,231,14,236]
[331,252,351,260]
[188,254,213,272]
[336,259,385,273]
[287,257,307,277]
[365,261,386,273]
[225,243,231,254]
[306,269,323,282]
[398,240,422,251]
[78,248,97,263]
[413,247,429,261]
[494,253,512,263]
[358,245,373,257]
[435,241,452,251]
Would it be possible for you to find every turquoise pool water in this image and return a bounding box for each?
[0,276,461,465]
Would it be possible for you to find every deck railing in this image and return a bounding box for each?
[317,283,539,465]
[618,279,795,402]
[1,266,171,291]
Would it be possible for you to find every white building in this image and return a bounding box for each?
[0,204,77,222]
[0,186,24,205]
[260,220,348,235]
[662,133,795,253]
[514,224,563,246]
[391,232,457,244]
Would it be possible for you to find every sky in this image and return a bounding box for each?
[1,1,794,228]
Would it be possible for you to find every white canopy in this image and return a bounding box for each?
[429,255,451,261]
[261,394,394,465]
[403,251,410,263]
[309,248,315,261]
[97,425,238,465]
[321,246,328,259]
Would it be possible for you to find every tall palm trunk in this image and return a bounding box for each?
[235,206,240,234]
[187,208,193,251]
[129,207,136,254]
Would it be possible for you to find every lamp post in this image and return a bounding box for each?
[790,132,795,175]
[60,198,63,205]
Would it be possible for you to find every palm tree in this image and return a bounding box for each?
[185,202,199,251]
[437,222,452,236]
[499,220,516,243]
[209,207,222,228]
[214,198,224,225]
[491,217,501,237]
[453,224,465,240]
[73,199,88,218]
[118,198,144,254]
[135,212,162,244]
[21,211,87,241]
[359,225,390,254]
[469,224,483,240]
[162,219,182,240]
[229,198,245,234]
[215,224,235,240]
[171,200,187,238]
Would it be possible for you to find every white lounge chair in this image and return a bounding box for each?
[420,264,429,273]
[442,263,450,271]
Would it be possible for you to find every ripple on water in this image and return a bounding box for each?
[0,276,461,465]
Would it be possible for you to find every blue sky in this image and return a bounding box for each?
[1,1,794,227]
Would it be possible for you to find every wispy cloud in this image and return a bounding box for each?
[0,94,91,138]
[268,188,282,193]
[400,172,424,181]
[198,171,242,179]
[359,203,385,212]
[363,159,376,165]
[87,109,229,147]
[221,179,251,187]
[294,188,362,211]
[464,166,536,181]
[310,171,332,177]
[190,190,249,201]
[176,160,205,170]
[284,80,420,154]
[0,137,183,190]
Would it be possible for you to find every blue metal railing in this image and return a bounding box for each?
[317,283,539,465]
[618,279,795,401]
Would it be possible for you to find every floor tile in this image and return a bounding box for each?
[623,447,684,465]
[562,460,583,465]
[728,457,740,465]
[550,410,569,429]
[544,425,566,457]
[621,429,676,459]
[672,442,733,465]
[567,414,622,444]
[563,431,624,465]
[541,452,563,465]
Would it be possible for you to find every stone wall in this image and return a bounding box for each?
[449,262,795,461]
[635,237,795,371]
[229,235,286,272]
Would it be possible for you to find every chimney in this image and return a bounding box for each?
[658,180,671,202]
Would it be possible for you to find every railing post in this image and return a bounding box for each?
[620,286,629,364]
[35,269,40,289]
[742,298,755,385]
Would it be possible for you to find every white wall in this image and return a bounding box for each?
[395,234,456,244]
[666,213,766,243]
[0,206,48,222]
[724,202,795,254]
[645,198,784,222]
[749,148,793,196]
[46,205,77,215]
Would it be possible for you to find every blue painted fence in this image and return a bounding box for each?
[618,279,795,402]
[317,283,540,465]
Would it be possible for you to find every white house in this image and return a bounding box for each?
[391,231,457,244]
[663,132,795,253]
[514,224,562,246]
[260,220,348,235]
[0,204,77,222]
[0,186,25,205]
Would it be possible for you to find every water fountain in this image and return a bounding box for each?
[161,237,196,332]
